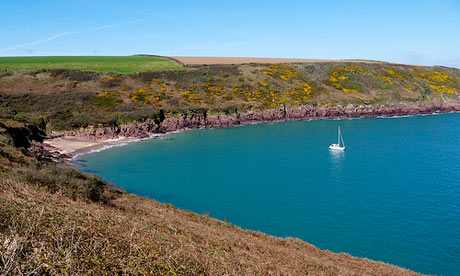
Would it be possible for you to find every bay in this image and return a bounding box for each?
[76,113,460,276]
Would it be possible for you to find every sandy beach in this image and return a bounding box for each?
[44,136,129,155]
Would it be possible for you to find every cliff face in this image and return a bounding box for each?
[0,119,46,148]
[67,102,460,140]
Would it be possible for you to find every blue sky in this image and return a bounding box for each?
[1,0,459,67]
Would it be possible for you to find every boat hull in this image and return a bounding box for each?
[329,144,345,151]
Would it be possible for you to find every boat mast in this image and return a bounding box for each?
[338,126,341,145]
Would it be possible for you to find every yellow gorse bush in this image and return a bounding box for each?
[381,67,458,94]
[97,91,110,97]
[328,66,367,93]
[280,75,290,81]
[328,65,459,95]
[342,88,359,94]
[101,75,121,82]
[267,64,302,81]
[429,84,456,94]
[122,63,458,112]
[379,75,394,85]
[262,70,273,76]
[261,64,313,106]
[130,88,152,104]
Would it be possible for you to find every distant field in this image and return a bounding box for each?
[172,56,387,65]
[0,56,183,73]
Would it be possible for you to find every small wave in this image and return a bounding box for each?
[70,134,174,159]
[376,115,412,119]
[72,144,117,159]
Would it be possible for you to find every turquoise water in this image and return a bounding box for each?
[76,113,460,276]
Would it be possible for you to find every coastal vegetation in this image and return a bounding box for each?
[1,60,459,131]
[0,57,458,275]
[327,65,458,95]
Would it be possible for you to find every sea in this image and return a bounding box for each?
[75,112,460,276]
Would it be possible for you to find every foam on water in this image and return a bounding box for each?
[71,134,173,159]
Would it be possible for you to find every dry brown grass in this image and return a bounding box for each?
[0,169,427,276]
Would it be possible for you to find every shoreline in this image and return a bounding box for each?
[26,105,458,276]
[44,136,128,155]
[44,134,168,159]
[44,104,460,160]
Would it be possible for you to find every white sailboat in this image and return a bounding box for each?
[329,126,345,151]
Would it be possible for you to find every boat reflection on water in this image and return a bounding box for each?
[329,147,345,172]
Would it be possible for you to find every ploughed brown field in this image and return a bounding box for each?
[172,56,385,65]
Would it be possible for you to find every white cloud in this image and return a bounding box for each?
[0,32,75,54]
[0,20,144,55]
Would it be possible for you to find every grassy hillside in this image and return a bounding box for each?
[0,61,459,131]
[0,56,184,73]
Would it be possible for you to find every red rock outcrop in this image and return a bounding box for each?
[65,103,460,141]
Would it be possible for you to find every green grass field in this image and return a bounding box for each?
[0,56,184,73]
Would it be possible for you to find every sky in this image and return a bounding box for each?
[1,0,459,67]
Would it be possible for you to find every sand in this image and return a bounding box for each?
[44,136,128,155]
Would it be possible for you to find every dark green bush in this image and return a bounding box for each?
[17,163,121,203]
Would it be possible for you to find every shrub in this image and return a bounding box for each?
[90,92,122,110]
[16,163,120,203]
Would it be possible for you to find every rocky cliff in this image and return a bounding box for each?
[65,102,460,141]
